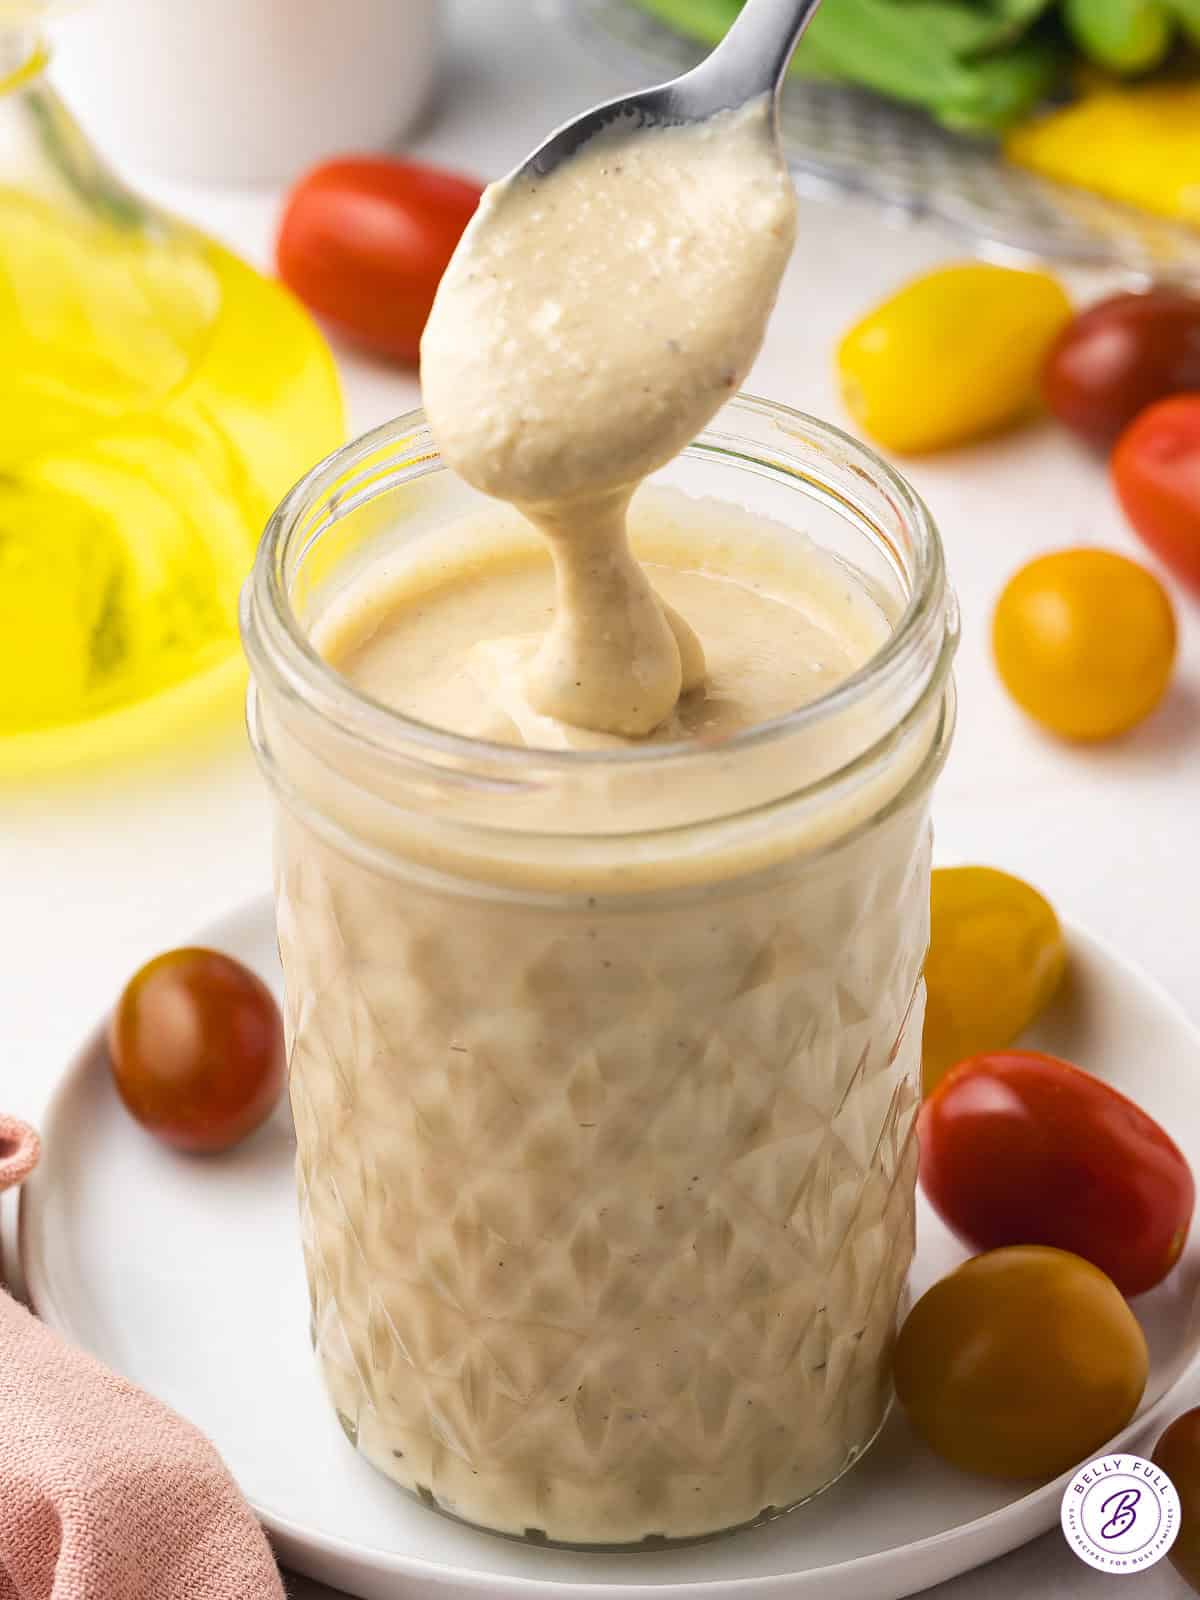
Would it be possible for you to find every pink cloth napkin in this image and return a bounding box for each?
[0,1113,285,1600]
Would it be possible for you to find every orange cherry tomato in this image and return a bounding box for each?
[992,548,1176,741]
[109,948,285,1153]
[277,157,483,364]
[1154,1408,1200,1591]
[1113,394,1200,592]
[894,1246,1148,1478]
[919,1050,1194,1296]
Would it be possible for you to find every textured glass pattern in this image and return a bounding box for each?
[274,801,932,1546]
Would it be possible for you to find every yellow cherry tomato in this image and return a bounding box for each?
[923,866,1066,1096]
[993,548,1176,741]
[894,1247,1148,1479]
[836,262,1073,454]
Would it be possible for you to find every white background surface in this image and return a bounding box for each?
[3,0,1198,1594]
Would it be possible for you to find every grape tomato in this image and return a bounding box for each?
[836,262,1072,454]
[923,865,1065,1096]
[894,1246,1148,1478]
[277,157,483,364]
[919,1049,1194,1296]
[1113,394,1200,592]
[109,947,286,1153]
[1154,1408,1200,1592]
[1043,289,1200,450]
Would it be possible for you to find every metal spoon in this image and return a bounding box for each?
[519,0,824,178]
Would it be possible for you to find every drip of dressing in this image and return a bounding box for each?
[420,101,797,737]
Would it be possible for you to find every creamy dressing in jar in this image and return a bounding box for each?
[250,97,954,1548]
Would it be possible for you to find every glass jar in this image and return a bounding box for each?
[0,17,343,777]
[242,396,957,1549]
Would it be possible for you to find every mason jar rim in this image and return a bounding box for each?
[242,393,949,780]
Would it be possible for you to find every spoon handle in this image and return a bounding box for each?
[695,0,825,107]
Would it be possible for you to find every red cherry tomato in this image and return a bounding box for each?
[919,1050,1194,1297]
[109,948,286,1153]
[1043,290,1200,450]
[1113,395,1200,591]
[276,157,483,364]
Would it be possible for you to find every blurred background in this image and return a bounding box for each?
[2,1,1200,1594]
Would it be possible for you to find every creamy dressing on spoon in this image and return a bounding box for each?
[420,101,797,736]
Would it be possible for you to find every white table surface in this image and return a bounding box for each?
[5,0,1199,1595]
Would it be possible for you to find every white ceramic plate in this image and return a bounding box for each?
[17,897,1200,1600]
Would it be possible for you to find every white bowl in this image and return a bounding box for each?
[50,0,440,184]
